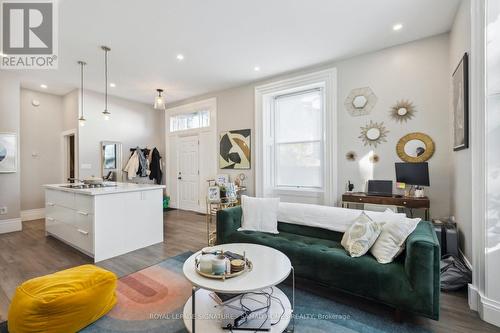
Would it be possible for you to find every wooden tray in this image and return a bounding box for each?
[194,253,253,281]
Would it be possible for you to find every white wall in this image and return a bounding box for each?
[337,34,451,218]
[20,89,64,211]
[170,34,452,218]
[78,90,165,183]
[0,73,21,233]
[62,89,78,131]
[449,0,473,261]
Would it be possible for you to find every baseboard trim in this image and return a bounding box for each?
[468,284,500,327]
[21,208,45,221]
[459,249,473,271]
[0,218,22,234]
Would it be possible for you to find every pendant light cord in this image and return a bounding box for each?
[77,60,86,120]
[104,48,108,112]
[81,62,84,117]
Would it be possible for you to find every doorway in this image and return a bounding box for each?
[166,98,217,213]
[178,135,200,211]
[62,129,77,182]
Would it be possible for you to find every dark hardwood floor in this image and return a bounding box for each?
[0,209,498,332]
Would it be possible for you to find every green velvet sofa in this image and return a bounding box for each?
[216,206,440,320]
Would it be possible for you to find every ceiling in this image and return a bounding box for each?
[10,0,461,105]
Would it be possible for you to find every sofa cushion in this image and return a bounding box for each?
[8,264,117,333]
[341,211,382,257]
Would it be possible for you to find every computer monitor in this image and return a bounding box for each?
[395,162,430,186]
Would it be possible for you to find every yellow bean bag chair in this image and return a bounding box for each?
[8,264,117,333]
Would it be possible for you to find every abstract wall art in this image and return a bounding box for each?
[0,133,17,173]
[219,129,251,169]
[452,53,469,151]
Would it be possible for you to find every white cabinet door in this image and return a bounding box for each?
[178,135,200,211]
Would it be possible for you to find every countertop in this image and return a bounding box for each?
[43,182,166,196]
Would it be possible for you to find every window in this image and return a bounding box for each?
[170,110,210,132]
[274,88,324,189]
[255,68,337,204]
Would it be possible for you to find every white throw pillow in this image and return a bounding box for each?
[238,195,280,234]
[341,212,382,257]
[370,215,421,264]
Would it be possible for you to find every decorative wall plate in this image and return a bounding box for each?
[390,100,416,123]
[359,121,389,148]
[345,87,377,116]
[369,153,380,164]
[345,151,357,161]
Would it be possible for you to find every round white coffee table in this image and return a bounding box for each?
[182,243,294,333]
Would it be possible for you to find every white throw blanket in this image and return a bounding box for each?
[277,202,409,233]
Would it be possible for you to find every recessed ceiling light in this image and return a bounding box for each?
[176,54,184,61]
[393,23,403,31]
[40,84,48,89]
[109,82,116,88]
[254,66,261,72]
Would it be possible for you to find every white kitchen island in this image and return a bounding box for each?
[43,182,165,262]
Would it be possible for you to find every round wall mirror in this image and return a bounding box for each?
[396,132,435,162]
[397,107,408,116]
[366,128,381,141]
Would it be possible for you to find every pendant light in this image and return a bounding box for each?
[77,60,87,126]
[101,46,111,120]
[154,88,166,110]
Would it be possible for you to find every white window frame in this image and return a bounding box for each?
[255,68,338,205]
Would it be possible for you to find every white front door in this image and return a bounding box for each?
[178,135,200,211]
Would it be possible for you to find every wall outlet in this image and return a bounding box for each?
[0,207,7,215]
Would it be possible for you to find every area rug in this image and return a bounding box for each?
[80,252,430,333]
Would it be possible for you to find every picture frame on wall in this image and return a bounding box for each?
[0,133,17,173]
[452,53,469,151]
[219,129,251,169]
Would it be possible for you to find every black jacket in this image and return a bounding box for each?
[149,148,163,185]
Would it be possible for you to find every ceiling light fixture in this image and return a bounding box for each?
[101,46,111,120]
[40,84,48,89]
[109,82,116,88]
[154,89,166,110]
[77,60,87,127]
[393,23,403,31]
[254,66,260,72]
[176,54,184,61]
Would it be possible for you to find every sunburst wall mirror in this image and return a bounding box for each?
[390,100,416,123]
[359,121,389,148]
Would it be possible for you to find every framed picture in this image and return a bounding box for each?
[219,129,251,169]
[0,133,17,173]
[207,186,221,203]
[452,53,469,151]
[225,183,237,202]
[215,174,229,185]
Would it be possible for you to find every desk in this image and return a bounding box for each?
[341,192,430,220]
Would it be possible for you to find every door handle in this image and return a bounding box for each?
[77,211,89,216]
[178,176,182,180]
